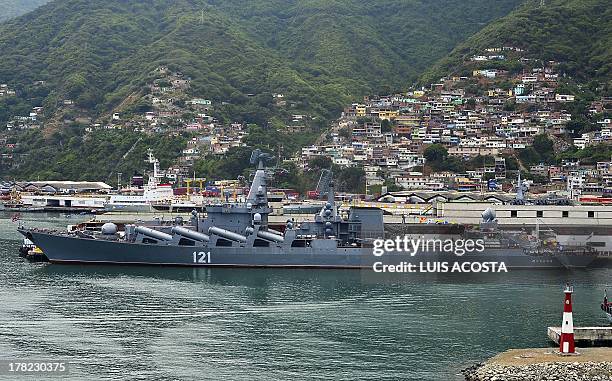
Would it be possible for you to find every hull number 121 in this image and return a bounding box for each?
[193,251,211,264]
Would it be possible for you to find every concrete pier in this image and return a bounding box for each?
[548,327,612,347]
[485,347,612,365]
[463,348,612,380]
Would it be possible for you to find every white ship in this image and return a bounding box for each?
[103,150,174,212]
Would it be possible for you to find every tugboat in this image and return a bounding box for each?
[25,246,48,262]
[18,237,36,257]
[602,290,612,323]
[18,237,48,262]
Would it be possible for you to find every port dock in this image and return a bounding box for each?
[463,348,612,380]
[485,347,612,365]
[548,326,612,347]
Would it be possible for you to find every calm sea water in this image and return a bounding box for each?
[0,213,611,381]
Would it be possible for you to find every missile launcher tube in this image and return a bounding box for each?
[171,226,210,242]
[208,226,247,243]
[135,226,173,241]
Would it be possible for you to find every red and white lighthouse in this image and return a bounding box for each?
[559,283,575,354]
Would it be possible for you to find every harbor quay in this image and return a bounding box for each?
[548,327,612,347]
[463,348,612,381]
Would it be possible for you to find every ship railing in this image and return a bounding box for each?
[526,247,598,257]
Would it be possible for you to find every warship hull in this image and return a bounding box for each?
[15,151,600,271]
[21,230,597,269]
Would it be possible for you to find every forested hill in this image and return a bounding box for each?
[421,0,612,84]
[0,0,524,125]
[0,0,50,22]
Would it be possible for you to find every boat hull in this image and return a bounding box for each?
[21,230,597,269]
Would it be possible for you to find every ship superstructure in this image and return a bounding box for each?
[104,149,174,212]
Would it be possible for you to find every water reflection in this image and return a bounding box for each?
[1,215,611,381]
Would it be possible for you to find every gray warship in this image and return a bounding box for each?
[18,150,598,269]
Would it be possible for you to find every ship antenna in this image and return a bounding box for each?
[516,172,524,201]
[316,169,333,200]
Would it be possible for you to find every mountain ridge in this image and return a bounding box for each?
[420,0,612,85]
[0,0,524,126]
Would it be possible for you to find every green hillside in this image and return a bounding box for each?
[0,0,49,22]
[206,0,524,91]
[0,0,524,125]
[0,0,529,181]
[421,0,612,84]
[8,128,187,182]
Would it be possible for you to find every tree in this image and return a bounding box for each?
[532,134,554,164]
[423,144,466,172]
[309,156,332,170]
[466,155,495,169]
[483,173,496,181]
[384,178,402,192]
[423,144,448,162]
[380,119,392,133]
[505,157,519,171]
[129,99,152,114]
[518,147,540,166]
[533,134,553,154]
[503,100,516,111]
[338,127,351,139]
[566,119,598,137]
[356,117,373,125]
[336,167,365,193]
